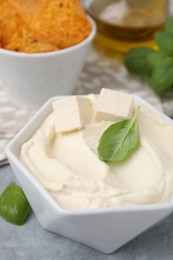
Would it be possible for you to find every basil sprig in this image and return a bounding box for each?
[124,47,153,77]
[0,182,30,225]
[97,106,140,162]
[148,59,173,95]
[124,15,173,95]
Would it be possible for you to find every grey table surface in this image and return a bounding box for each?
[0,165,173,260]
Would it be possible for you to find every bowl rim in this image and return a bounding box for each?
[0,16,96,58]
[6,94,173,216]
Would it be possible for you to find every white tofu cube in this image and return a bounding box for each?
[52,96,93,133]
[95,88,134,121]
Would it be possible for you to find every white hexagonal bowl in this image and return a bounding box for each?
[6,95,173,254]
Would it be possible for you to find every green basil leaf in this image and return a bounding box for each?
[124,47,153,76]
[97,107,140,162]
[0,182,30,225]
[164,16,173,34]
[154,31,173,56]
[149,59,173,95]
[147,51,168,69]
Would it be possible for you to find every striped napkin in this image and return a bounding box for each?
[0,85,32,166]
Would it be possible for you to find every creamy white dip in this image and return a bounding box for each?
[20,96,173,210]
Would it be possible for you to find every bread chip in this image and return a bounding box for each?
[5,20,58,53]
[0,1,19,46]
[1,0,91,52]
[33,0,91,48]
[7,0,41,24]
[0,27,2,47]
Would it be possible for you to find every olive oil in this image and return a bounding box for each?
[87,0,167,57]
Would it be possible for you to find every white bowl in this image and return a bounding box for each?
[6,95,173,254]
[0,16,96,110]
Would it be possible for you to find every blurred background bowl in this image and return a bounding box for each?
[0,16,96,111]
